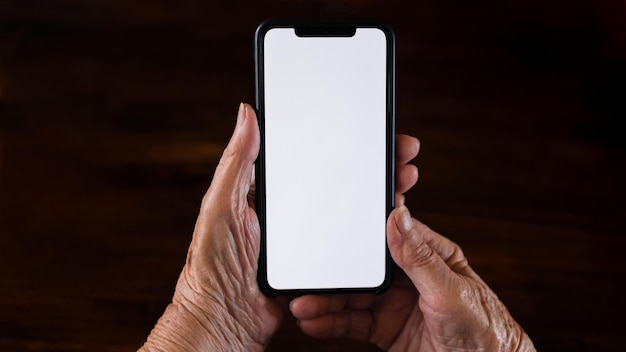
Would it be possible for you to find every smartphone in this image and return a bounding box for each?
[255,19,395,295]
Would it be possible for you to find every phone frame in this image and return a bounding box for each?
[254,19,396,296]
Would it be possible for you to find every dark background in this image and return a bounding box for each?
[1,0,625,351]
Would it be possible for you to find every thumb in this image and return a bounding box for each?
[202,103,259,213]
[387,206,458,299]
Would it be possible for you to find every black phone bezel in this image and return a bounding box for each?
[254,19,396,296]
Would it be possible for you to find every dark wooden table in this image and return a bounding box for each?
[1,1,625,351]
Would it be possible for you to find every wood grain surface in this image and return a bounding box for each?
[1,0,625,351]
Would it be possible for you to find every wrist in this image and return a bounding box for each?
[494,313,536,352]
[477,289,536,352]
[515,330,536,352]
[140,300,265,352]
[140,267,266,352]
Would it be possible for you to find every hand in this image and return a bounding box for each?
[140,103,281,352]
[395,134,420,207]
[290,206,535,351]
[139,103,422,351]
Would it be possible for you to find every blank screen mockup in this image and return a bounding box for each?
[263,27,388,290]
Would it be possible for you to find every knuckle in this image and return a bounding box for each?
[447,244,470,273]
[403,237,438,269]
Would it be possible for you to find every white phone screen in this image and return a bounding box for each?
[262,27,389,290]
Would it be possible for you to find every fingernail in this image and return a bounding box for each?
[236,102,247,128]
[395,205,413,234]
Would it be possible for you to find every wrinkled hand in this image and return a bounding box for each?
[140,103,422,351]
[140,103,281,352]
[290,206,535,351]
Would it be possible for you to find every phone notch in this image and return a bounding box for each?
[294,25,356,37]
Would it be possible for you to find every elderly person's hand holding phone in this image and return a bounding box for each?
[138,104,534,352]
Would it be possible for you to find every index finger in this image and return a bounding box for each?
[396,134,420,165]
[290,294,375,320]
